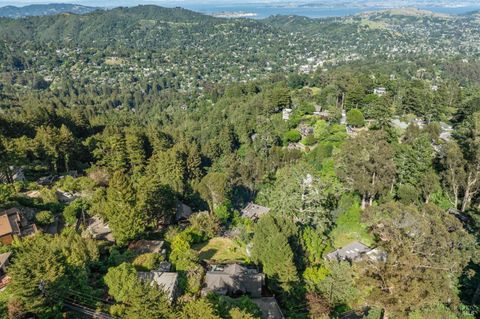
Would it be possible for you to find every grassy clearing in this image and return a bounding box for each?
[194,237,248,263]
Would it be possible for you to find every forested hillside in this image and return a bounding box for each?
[0,5,479,319]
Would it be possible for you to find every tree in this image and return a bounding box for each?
[441,141,466,209]
[197,172,229,211]
[35,210,55,225]
[104,263,173,319]
[103,172,146,245]
[346,109,365,127]
[178,299,221,319]
[362,202,477,317]
[336,131,396,209]
[258,162,342,228]
[8,233,98,317]
[251,215,298,291]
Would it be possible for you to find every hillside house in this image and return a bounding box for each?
[252,297,285,319]
[282,108,293,121]
[84,216,114,242]
[325,241,386,262]
[241,203,270,221]
[373,87,387,96]
[203,264,264,298]
[138,271,179,302]
[0,208,38,245]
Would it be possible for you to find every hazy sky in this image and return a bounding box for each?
[0,0,477,8]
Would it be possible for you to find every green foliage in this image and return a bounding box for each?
[63,198,89,225]
[213,202,231,224]
[7,233,98,316]
[397,183,419,204]
[209,294,262,319]
[104,262,173,319]
[35,210,54,225]
[179,298,221,319]
[282,130,302,144]
[303,266,330,292]
[132,253,164,271]
[188,212,220,241]
[329,201,373,248]
[346,109,365,127]
[251,215,298,290]
[301,135,316,146]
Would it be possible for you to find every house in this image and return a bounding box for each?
[252,297,285,319]
[128,240,165,256]
[55,190,80,204]
[391,118,409,130]
[176,202,193,221]
[325,241,386,262]
[37,175,59,186]
[203,264,264,298]
[282,108,293,121]
[0,208,38,245]
[138,271,179,302]
[373,87,387,96]
[0,252,11,290]
[298,125,314,137]
[439,122,453,141]
[84,216,114,242]
[241,203,270,221]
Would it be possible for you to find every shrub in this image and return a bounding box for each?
[301,135,316,146]
[35,210,55,225]
[346,109,365,127]
[283,130,302,144]
[132,253,164,271]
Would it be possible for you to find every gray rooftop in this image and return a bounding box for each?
[204,264,264,298]
[252,297,285,319]
[325,242,371,262]
[241,203,270,220]
[138,271,179,302]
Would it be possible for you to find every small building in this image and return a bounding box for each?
[439,122,453,141]
[241,203,270,221]
[391,118,409,130]
[252,297,285,319]
[325,241,385,262]
[282,108,293,121]
[298,125,314,137]
[203,264,264,298]
[0,208,38,245]
[128,240,165,256]
[138,271,179,302]
[37,175,59,186]
[176,202,193,221]
[84,216,114,242]
[373,87,387,96]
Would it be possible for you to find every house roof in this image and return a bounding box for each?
[252,297,285,319]
[85,216,114,242]
[138,271,178,300]
[128,240,165,255]
[241,203,270,220]
[0,215,13,237]
[325,241,371,261]
[204,264,264,298]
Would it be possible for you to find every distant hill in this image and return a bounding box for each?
[0,3,100,18]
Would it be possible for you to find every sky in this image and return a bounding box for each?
[0,0,478,8]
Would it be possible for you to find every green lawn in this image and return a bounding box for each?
[194,237,248,263]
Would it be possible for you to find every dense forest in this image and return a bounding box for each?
[0,5,479,319]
